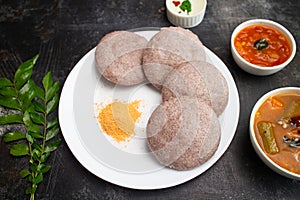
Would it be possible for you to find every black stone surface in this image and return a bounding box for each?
[1,0,300,199]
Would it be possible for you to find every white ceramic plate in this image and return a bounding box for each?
[59,28,240,189]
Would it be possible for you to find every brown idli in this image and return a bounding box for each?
[143,27,206,90]
[95,31,147,86]
[162,61,229,116]
[147,96,221,170]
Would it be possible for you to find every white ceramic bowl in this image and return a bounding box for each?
[166,0,207,28]
[231,19,296,76]
[249,87,300,180]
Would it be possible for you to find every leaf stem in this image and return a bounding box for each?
[30,193,34,200]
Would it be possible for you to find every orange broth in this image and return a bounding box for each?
[254,92,300,174]
[234,24,292,67]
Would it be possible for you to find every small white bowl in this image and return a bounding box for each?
[231,19,296,76]
[249,87,300,180]
[166,0,207,28]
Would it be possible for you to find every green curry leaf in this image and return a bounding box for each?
[45,124,59,141]
[10,143,29,156]
[14,55,38,90]
[3,132,26,142]
[0,96,20,110]
[254,38,269,50]
[42,72,53,93]
[180,0,192,14]
[0,114,23,125]
[44,139,61,153]
[0,78,13,88]
[0,86,16,97]
[20,169,31,178]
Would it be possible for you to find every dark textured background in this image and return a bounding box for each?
[1,0,300,199]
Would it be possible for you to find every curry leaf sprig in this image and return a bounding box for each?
[0,55,61,200]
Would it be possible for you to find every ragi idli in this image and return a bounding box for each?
[143,27,206,90]
[147,96,221,170]
[95,31,147,86]
[162,61,229,116]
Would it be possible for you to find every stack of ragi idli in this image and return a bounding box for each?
[95,27,229,171]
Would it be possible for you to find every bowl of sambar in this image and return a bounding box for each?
[250,87,300,180]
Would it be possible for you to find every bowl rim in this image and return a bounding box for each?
[165,0,207,18]
[249,87,300,179]
[231,19,297,71]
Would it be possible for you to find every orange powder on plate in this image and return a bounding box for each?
[97,100,141,142]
